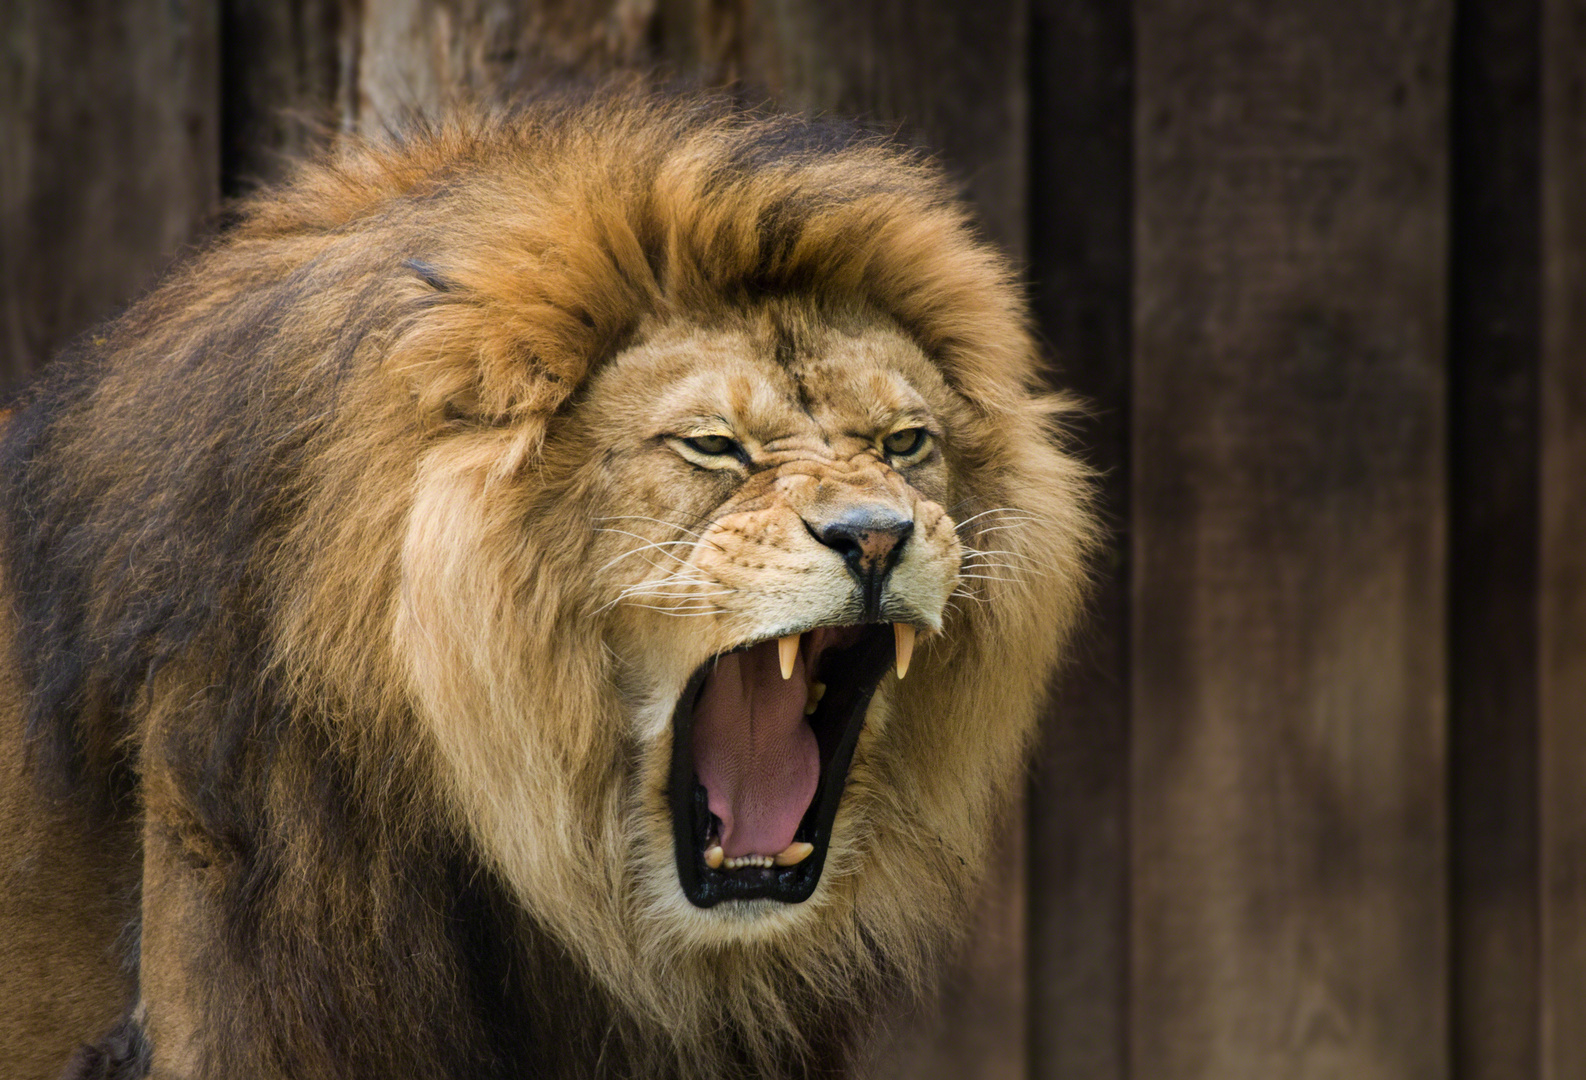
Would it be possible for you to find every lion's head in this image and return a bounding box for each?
[3,87,1093,1077]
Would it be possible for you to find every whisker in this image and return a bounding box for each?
[593,535,694,555]
[593,530,697,569]
[959,563,1040,576]
[968,522,1037,537]
[617,588,735,600]
[599,550,700,577]
[621,605,724,617]
[614,557,718,583]
[594,515,708,539]
[953,507,1040,530]
[624,503,737,559]
[593,529,696,550]
[595,588,727,616]
[634,499,721,528]
[615,577,725,594]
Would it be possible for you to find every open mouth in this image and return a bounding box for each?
[668,622,915,907]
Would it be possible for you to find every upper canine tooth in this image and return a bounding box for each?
[778,634,800,680]
[894,623,916,679]
[774,841,815,866]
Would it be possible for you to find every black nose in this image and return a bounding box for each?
[806,507,913,614]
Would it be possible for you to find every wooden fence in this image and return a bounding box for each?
[3,2,1583,1077]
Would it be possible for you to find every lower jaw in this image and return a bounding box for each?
[668,625,896,908]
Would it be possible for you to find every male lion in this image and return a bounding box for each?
[0,88,1093,1079]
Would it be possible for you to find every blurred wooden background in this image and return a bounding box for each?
[3,1,1583,1077]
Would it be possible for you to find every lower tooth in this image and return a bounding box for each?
[774,841,815,866]
[804,681,827,716]
[720,854,782,869]
[705,845,724,869]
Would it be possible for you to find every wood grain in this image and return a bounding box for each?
[1541,1,1586,1076]
[220,0,350,194]
[723,0,1028,256]
[0,0,220,394]
[1131,2,1450,1077]
[1449,0,1542,1075]
[351,0,659,130]
[1026,1,1133,1078]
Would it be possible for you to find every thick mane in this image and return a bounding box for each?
[0,86,1091,1079]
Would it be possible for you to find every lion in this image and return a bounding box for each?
[0,86,1094,1079]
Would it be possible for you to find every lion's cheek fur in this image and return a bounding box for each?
[395,439,633,968]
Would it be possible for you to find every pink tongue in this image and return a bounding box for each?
[691,642,817,859]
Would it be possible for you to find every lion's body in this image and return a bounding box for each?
[0,87,1094,1079]
[0,611,140,1078]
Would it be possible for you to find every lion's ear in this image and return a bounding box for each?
[387,296,578,429]
[387,237,651,444]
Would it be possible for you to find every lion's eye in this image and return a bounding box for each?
[882,427,930,459]
[682,434,738,456]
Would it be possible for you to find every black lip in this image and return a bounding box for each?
[668,625,895,908]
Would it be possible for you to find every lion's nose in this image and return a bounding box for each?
[806,507,914,613]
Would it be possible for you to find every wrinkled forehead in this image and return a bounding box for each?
[613,318,943,438]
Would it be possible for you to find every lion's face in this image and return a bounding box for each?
[586,312,966,911]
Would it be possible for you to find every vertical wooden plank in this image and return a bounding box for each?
[1448,1,1542,1077]
[1131,2,1450,1078]
[1026,1,1132,1079]
[0,0,220,394]
[220,0,349,194]
[1541,1,1586,1076]
[722,0,1028,256]
[351,0,657,130]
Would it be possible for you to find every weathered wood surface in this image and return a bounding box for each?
[11,2,1586,1077]
[352,0,658,131]
[701,0,1028,257]
[1026,1,1132,1078]
[1449,0,1542,1076]
[0,0,220,395]
[1131,2,1450,1078]
[220,0,350,194]
[345,0,1029,256]
[1542,2,1586,1076]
